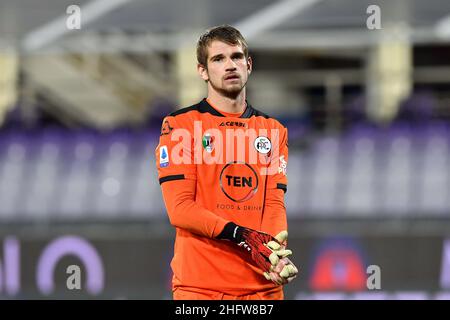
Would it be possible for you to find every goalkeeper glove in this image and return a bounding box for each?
[266,231,292,258]
[217,222,283,272]
[263,257,298,285]
[263,231,299,285]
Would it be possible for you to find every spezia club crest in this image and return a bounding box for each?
[254,136,271,154]
[202,133,214,153]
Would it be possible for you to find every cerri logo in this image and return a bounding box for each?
[219,121,247,128]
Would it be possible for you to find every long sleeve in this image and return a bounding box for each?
[261,188,288,237]
[261,126,288,237]
[160,178,229,238]
[156,115,229,238]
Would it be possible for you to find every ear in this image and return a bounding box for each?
[197,63,209,81]
[247,56,253,75]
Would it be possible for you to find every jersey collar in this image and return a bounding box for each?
[199,98,255,119]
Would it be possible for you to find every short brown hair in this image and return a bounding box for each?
[196,25,249,67]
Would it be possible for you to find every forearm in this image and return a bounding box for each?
[161,179,229,238]
[261,188,288,237]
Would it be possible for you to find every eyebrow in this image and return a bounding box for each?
[209,52,245,61]
[209,53,225,61]
[231,52,245,58]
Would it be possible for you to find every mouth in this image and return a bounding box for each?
[224,74,240,81]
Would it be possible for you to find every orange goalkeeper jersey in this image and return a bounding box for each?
[155,98,288,296]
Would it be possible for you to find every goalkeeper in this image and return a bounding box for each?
[156,25,298,300]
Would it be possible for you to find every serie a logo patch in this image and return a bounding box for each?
[159,145,169,167]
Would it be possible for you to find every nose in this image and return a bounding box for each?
[225,58,237,72]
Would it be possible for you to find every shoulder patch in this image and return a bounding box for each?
[159,145,169,167]
[160,119,174,136]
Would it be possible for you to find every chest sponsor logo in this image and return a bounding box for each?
[219,161,259,203]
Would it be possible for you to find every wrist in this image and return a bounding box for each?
[216,222,242,243]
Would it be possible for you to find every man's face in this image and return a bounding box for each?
[198,40,252,98]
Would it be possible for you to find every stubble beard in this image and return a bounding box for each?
[209,75,248,100]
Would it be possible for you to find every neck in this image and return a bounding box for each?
[206,88,247,114]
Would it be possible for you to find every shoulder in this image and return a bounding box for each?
[160,102,203,132]
[245,105,287,130]
[168,105,199,117]
[166,99,223,119]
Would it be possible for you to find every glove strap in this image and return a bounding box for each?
[216,222,242,244]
